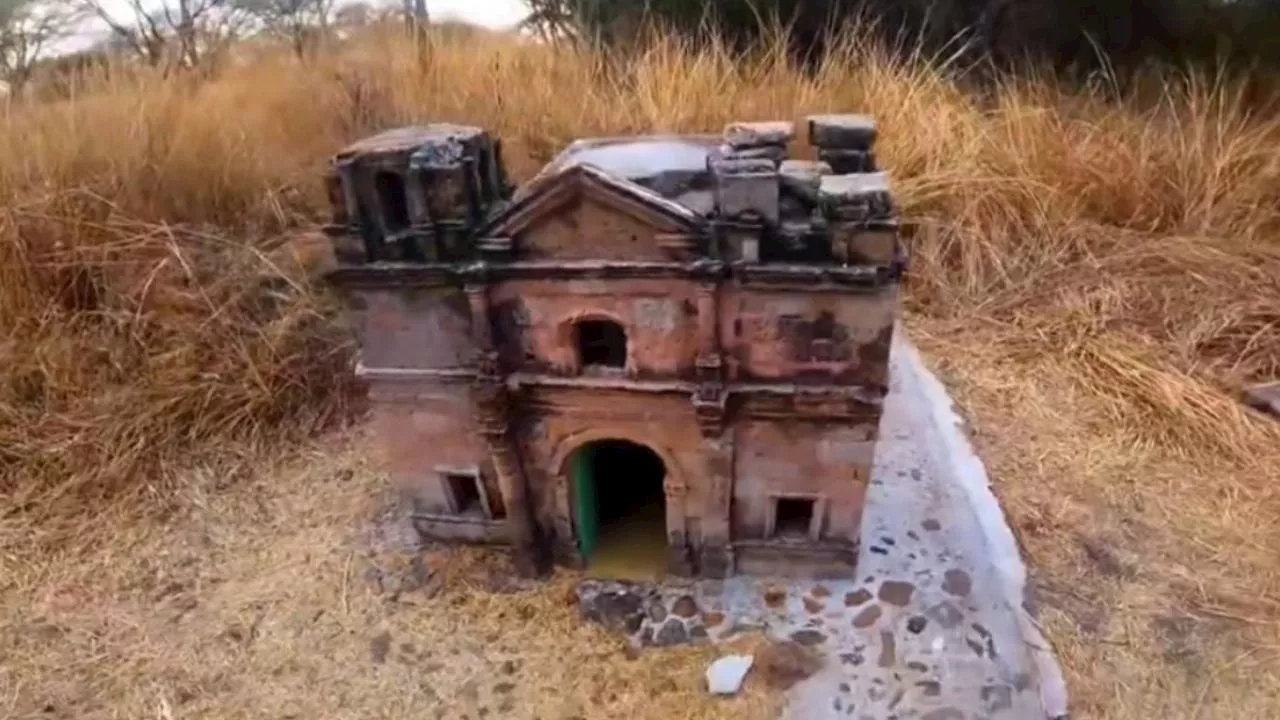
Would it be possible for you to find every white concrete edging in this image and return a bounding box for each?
[894,337,1070,718]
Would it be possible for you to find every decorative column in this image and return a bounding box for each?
[690,279,735,578]
[663,474,694,577]
[699,431,735,579]
[464,280,546,577]
[695,282,718,358]
[326,161,369,265]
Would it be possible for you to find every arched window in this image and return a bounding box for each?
[575,319,627,370]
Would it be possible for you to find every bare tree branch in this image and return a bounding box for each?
[77,0,247,70]
[236,0,334,58]
[0,0,81,91]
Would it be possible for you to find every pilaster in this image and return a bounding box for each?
[692,280,729,438]
[464,282,547,577]
[663,474,694,577]
[698,429,736,579]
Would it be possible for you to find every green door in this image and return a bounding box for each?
[572,447,598,559]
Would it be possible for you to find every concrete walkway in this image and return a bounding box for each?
[581,334,1069,719]
[777,335,1069,719]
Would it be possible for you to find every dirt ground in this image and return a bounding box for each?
[0,438,781,720]
[2,323,1278,719]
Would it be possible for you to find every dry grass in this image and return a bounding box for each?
[0,435,782,719]
[1,22,1279,719]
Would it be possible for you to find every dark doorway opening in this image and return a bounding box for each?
[570,439,667,580]
[575,320,627,369]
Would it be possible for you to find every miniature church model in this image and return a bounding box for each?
[322,117,904,579]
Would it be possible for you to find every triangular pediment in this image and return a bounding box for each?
[480,164,704,241]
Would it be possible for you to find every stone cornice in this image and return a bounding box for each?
[326,257,904,291]
[357,363,885,405]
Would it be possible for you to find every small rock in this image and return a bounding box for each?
[647,602,667,623]
[690,624,709,641]
[811,584,831,598]
[942,569,972,597]
[790,629,827,647]
[907,616,928,634]
[845,589,873,607]
[672,595,699,619]
[581,587,645,633]
[654,618,689,647]
[706,654,755,695]
[922,518,942,532]
[763,588,787,608]
[878,580,915,607]
[703,611,726,628]
[803,596,824,614]
[852,604,883,628]
[877,630,896,667]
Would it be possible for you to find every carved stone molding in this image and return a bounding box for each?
[692,382,729,438]
[663,475,688,497]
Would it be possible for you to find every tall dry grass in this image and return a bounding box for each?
[1,25,1278,542]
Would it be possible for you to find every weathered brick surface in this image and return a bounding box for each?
[324,117,905,578]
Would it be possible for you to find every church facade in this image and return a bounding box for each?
[322,117,904,579]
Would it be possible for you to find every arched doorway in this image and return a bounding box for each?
[570,439,668,579]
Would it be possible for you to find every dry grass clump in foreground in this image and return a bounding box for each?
[0,438,782,719]
[0,22,1277,719]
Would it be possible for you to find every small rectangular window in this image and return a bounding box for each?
[773,497,815,539]
[444,471,483,515]
[576,320,627,369]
